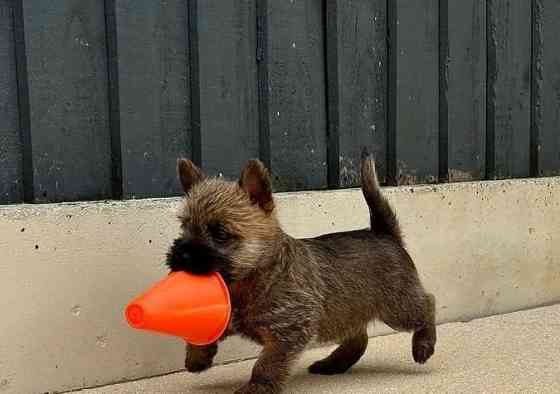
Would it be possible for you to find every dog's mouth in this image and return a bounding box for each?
[165,238,233,282]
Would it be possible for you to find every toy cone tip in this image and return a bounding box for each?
[125,304,144,327]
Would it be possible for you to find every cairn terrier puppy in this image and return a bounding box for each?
[166,151,436,394]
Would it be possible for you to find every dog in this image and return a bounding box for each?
[166,150,436,393]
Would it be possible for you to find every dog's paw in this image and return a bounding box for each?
[412,336,435,364]
[412,342,434,364]
[185,356,213,373]
[185,343,217,373]
[412,327,435,364]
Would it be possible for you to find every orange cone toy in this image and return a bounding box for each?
[125,271,231,345]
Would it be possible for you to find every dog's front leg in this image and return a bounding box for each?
[185,325,235,373]
[235,338,306,394]
[184,342,218,373]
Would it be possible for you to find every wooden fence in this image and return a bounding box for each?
[0,0,559,204]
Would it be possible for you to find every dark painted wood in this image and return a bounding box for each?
[325,0,387,188]
[3,0,558,205]
[114,0,190,198]
[197,0,259,179]
[538,0,560,176]
[486,0,531,179]
[256,0,271,169]
[104,0,122,199]
[12,0,33,202]
[386,0,397,185]
[388,0,439,185]
[444,0,486,182]
[266,0,327,191]
[325,0,340,188]
[0,0,22,203]
[187,0,201,168]
[438,0,449,182]
[530,0,542,178]
[21,0,112,202]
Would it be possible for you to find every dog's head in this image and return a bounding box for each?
[166,159,281,282]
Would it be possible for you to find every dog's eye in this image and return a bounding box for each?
[208,223,230,243]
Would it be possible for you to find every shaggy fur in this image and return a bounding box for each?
[166,151,436,394]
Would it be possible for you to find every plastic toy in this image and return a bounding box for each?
[125,271,231,345]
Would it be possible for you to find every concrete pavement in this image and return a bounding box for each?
[76,304,560,393]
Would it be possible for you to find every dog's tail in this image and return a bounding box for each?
[360,149,403,245]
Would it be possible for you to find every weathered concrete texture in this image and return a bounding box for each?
[78,305,560,394]
[1,177,559,394]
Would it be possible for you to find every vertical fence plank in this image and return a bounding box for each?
[13,0,32,202]
[21,0,112,202]
[114,0,190,198]
[531,0,542,178]
[266,0,327,191]
[0,0,22,203]
[537,0,560,176]
[443,0,486,182]
[486,0,531,179]
[256,0,270,169]
[104,0,122,199]
[388,0,439,185]
[196,0,259,179]
[325,0,387,188]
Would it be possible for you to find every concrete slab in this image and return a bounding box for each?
[76,304,560,394]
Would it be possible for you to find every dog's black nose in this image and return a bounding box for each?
[175,239,191,261]
[166,238,218,274]
[166,238,191,271]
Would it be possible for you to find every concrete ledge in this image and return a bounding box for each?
[1,177,559,394]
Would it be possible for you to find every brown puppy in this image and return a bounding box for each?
[167,151,436,394]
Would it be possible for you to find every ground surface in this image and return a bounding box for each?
[77,304,560,394]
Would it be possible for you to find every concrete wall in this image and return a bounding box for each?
[1,178,559,394]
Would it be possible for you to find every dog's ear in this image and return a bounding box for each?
[239,159,274,213]
[177,158,204,194]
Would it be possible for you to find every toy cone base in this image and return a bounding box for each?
[125,271,231,346]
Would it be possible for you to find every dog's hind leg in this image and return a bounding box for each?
[411,293,436,364]
[379,290,436,364]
